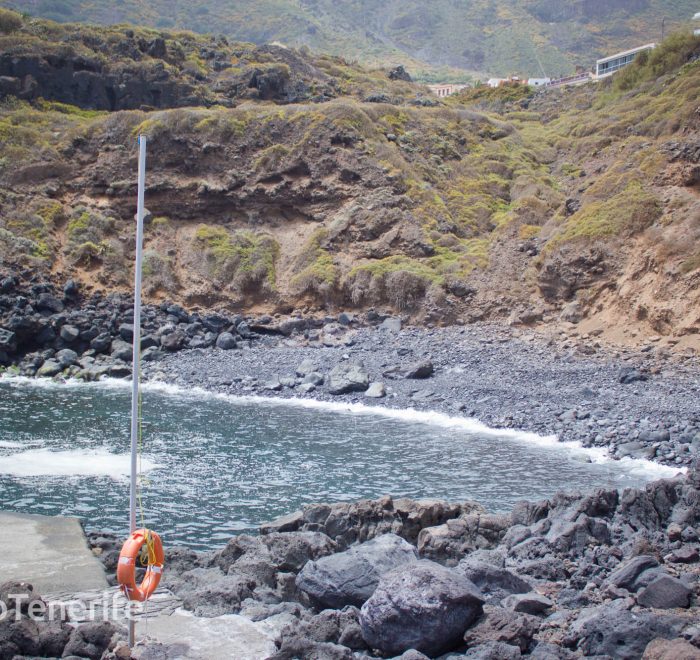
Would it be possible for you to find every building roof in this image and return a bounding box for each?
[596,43,656,66]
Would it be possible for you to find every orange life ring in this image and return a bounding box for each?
[116,528,164,602]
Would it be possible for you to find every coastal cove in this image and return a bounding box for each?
[0,377,675,550]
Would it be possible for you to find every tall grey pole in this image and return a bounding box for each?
[129,134,147,648]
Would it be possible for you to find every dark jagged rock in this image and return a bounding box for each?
[295,534,418,608]
[61,621,120,659]
[388,65,412,82]
[564,604,686,658]
[501,592,553,615]
[215,331,237,350]
[359,560,485,656]
[261,496,469,549]
[463,606,540,653]
[328,362,370,394]
[405,359,434,379]
[606,554,659,591]
[636,575,692,609]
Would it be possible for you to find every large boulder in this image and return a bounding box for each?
[59,324,80,343]
[405,360,434,379]
[463,606,540,653]
[637,575,691,609]
[564,603,685,659]
[296,534,418,608]
[55,348,78,368]
[36,293,64,313]
[458,559,532,603]
[160,330,186,351]
[61,621,119,659]
[37,359,62,377]
[215,332,237,350]
[359,560,484,656]
[110,339,132,362]
[328,362,370,394]
[606,555,659,591]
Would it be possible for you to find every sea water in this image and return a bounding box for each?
[0,378,677,550]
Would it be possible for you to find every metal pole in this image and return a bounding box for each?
[128,134,147,648]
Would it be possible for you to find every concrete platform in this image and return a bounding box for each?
[0,512,108,592]
[43,587,276,660]
[134,610,277,659]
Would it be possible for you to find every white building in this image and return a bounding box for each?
[594,43,656,79]
[428,83,469,97]
[694,12,700,36]
[527,77,551,87]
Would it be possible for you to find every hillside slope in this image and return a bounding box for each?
[2,0,697,78]
[1,11,699,349]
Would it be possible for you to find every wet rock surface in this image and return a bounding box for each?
[80,465,700,659]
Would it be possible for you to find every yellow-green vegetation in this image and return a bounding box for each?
[450,83,533,110]
[65,208,114,265]
[519,224,541,240]
[613,32,700,92]
[0,7,21,33]
[194,225,279,293]
[291,229,338,296]
[0,97,99,173]
[35,99,106,119]
[254,144,290,172]
[142,249,178,294]
[680,253,700,274]
[549,181,661,247]
[0,200,65,262]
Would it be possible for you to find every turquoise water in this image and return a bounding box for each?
[0,379,666,550]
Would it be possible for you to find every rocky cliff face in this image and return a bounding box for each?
[0,18,422,110]
[0,12,699,350]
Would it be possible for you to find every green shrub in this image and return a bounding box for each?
[0,9,22,34]
[142,249,178,294]
[291,229,338,296]
[65,208,114,264]
[194,224,279,292]
[549,181,661,247]
[614,33,700,92]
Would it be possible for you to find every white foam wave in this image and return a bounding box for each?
[136,380,684,480]
[0,448,160,478]
[0,440,24,448]
[0,375,684,480]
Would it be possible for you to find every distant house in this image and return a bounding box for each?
[594,43,656,79]
[428,83,469,97]
[694,11,700,36]
[527,77,551,87]
[486,76,525,88]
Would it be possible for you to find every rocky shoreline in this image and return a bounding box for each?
[2,277,699,468]
[2,278,700,658]
[83,468,697,660]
